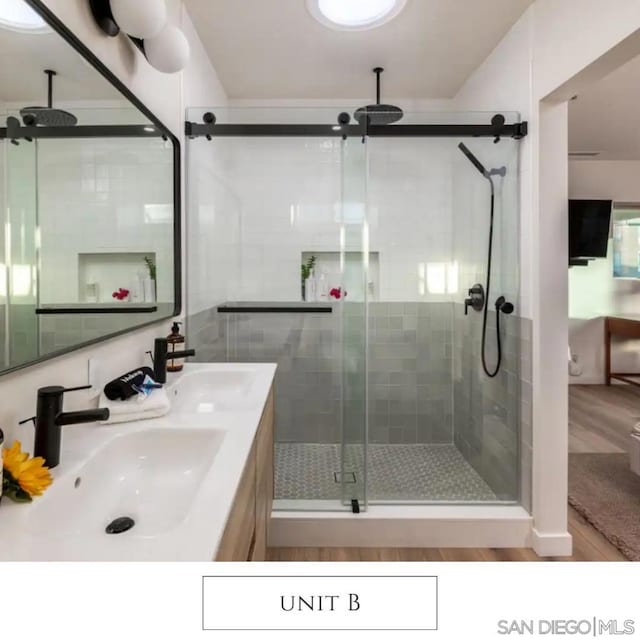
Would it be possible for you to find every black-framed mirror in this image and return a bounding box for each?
[0,0,181,375]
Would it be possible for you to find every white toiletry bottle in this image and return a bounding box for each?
[130,271,144,303]
[318,271,328,300]
[305,269,316,302]
[143,275,154,303]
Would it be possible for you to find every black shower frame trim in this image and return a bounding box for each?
[185,120,528,140]
[0,124,165,140]
[35,305,158,315]
[0,0,182,379]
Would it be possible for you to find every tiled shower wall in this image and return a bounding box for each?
[37,137,174,305]
[453,304,532,505]
[189,300,532,507]
[189,301,453,445]
[5,303,173,370]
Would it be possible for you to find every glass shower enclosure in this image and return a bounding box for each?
[186,107,525,513]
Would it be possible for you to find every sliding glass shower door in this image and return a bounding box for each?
[339,132,368,512]
[185,106,526,512]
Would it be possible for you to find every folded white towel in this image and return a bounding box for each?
[98,387,170,425]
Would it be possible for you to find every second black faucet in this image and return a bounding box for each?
[152,337,196,384]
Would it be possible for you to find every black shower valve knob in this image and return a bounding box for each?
[496,296,515,314]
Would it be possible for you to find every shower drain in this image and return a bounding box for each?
[333,471,357,484]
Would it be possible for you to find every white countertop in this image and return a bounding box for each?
[0,362,277,561]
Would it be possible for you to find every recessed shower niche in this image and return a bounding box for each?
[301,251,380,302]
[77,252,158,304]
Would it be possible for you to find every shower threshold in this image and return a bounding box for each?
[270,504,532,549]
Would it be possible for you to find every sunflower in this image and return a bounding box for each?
[2,440,52,502]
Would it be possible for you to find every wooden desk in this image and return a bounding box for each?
[605,315,640,386]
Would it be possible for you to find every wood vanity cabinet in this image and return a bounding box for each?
[215,387,274,561]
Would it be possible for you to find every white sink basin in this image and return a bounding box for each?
[28,428,224,538]
[169,366,261,413]
[0,362,277,561]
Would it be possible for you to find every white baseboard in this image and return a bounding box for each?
[270,506,533,549]
[531,528,573,556]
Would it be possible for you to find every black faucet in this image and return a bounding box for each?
[152,338,196,384]
[24,385,110,469]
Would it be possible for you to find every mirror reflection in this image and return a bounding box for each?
[0,0,178,373]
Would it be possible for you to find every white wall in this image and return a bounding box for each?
[568,160,640,383]
[0,0,227,450]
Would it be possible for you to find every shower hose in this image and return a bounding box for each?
[481,186,502,379]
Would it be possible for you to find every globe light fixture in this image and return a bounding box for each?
[143,24,190,74]
[109,0,167,39]
[89,0,190,73]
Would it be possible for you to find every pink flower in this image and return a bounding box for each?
[330,287,347,299]
[112,288,130,300]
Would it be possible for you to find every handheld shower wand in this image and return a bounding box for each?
[458,142,507,180]
[458,142,512,378]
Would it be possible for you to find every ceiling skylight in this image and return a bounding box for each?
[0,0,50,33]
[307,0,407,31]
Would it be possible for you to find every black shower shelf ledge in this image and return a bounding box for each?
[217,302,333,314]
[35,304,158,315]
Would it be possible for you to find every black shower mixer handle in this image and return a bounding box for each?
[464,284,485,315]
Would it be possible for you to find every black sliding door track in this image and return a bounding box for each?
[186,120,528,140]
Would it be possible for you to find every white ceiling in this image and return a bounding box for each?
[0,28,125,106]
[569,54,640,161]
[184,0,534,100]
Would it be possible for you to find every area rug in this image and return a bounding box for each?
[568,453,640,561]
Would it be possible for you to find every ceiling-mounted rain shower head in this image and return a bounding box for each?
[354,67,403,126]
[20,70,78,127]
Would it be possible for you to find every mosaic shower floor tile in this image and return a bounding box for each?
[275,443,497,502]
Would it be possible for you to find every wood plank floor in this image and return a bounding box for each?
[267,386,633,562]
[569,384,638,454]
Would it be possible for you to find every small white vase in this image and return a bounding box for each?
[143,277,156,303]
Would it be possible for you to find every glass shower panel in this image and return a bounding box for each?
[365,135,458,502]
[6,138,38,367]
[185,107,371,511]
[364,122,521,505]
[185,107,524,510]
[452,134,521,504]
[339,134,368,511]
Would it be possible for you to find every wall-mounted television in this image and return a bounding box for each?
[568,199,612,259]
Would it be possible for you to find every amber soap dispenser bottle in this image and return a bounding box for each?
[167,321,186,372]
